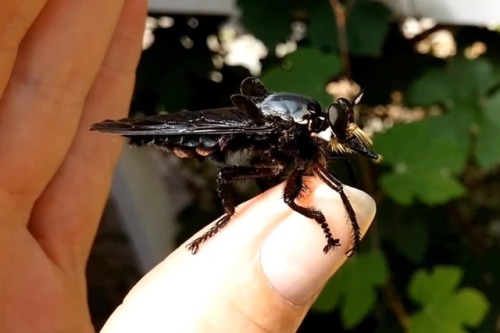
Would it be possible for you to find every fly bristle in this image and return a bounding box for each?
[348,124,373,147]
[330,140,353,154]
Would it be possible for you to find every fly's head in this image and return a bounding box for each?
[314,91,383,163]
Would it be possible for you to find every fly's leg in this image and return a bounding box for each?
[328,155,358,188]
[283,169,341,254]
[186,214,230,255]
[187,165,283,254]
[314,165,361,257]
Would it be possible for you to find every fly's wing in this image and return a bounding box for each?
[91,107,276,136]
[239,77,270,103]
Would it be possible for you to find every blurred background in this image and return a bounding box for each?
[86,0,500,331]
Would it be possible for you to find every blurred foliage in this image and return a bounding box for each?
[261,47,341,106]
[128,1,500,332]
[313,251,389,328]
[408,266,489,333]
[309,0,391,56]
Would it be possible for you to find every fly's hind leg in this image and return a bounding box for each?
[283,169,341,254]
[186,214,231,254]
[314,165,361,257]
[187,165,283,254]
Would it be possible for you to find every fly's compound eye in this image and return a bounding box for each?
[335,98,355,123]
[327,103,349,139]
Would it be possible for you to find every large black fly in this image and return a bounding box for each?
[91,77,382,256]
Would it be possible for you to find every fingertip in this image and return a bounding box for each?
[260,182,376,306]
[313,183,376,234]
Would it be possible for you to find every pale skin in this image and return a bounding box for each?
[0,1,376,333]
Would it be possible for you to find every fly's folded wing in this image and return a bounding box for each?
[239,77,269,102]
[91,107,277,136]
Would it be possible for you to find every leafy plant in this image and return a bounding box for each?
[313,251,388,328]
[408,266,489,333]
[236,0,499,331]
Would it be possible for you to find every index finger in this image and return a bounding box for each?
[0,0,125,221]
[0,0,47,95]
[101,180,376,333]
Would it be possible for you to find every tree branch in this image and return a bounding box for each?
[328,0,351,79]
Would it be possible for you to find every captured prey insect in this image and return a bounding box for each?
[91,77,382,256]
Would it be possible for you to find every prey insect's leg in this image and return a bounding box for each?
[314,165,361,257]
[187,165,282,254]
[283,169,341,254]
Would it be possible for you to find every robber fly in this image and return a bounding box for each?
[91,77,382,256]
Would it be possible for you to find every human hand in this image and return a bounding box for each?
[0,0,146,332]
[102,178,375,333]
[0,2,375,332]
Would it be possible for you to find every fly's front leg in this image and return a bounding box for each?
[314,165,361,257]
[283,169,341,254]
[328,155,358,188]
[187,165,283,254]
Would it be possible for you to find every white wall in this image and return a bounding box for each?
[148,0,500,26]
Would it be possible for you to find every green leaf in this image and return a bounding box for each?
[313,279,342,312]
[406,69,453,106]
[408,266,490,333]
[405,58,500,173]
[379,173,415,205]
[447,57,497,100]
[414,173,466,205]
[476,91,500,169]
[390,57,500,204]
[374,118,467,205]
[450,288,490,326]
[406,57,497,114]
[309,0,392,56]
[261,47,341,106]
[409,312,466,333]
[407,58,496,105]
[313,252,388,329]
[346,0,392,56]
[408,266,462,304]
[237,0,291,48]
[342,282,377,329]
[308,3,338,52]
[476,121,500,169]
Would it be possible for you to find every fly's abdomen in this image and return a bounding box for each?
[128,135,224,158]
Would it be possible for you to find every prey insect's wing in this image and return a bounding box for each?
[91,107,277,136]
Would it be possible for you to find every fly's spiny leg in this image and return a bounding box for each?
[314,165,361,257]
[283,169,340,254]
[328,155,358,188]
[187,165,282,254]
[187,214,230,254]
